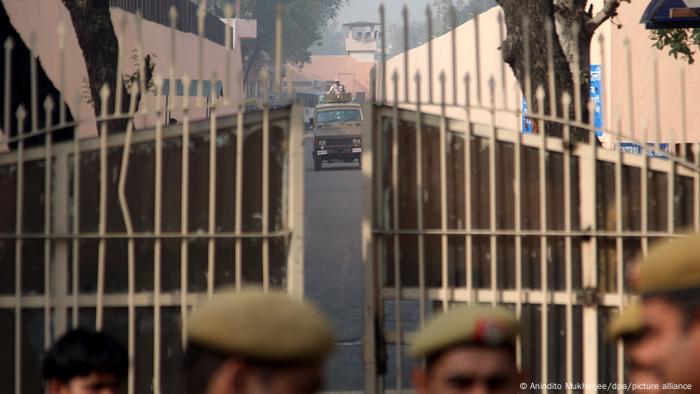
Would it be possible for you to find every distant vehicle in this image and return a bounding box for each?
[311,93,363,171]
[294,91,323,127]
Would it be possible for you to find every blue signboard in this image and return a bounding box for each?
[590,64,604,138]
[619,142,670,158]
[521,98,533,133]
[521,64,604,137]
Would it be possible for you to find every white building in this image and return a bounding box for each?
[342,21,380,63]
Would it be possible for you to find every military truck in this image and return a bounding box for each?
[311,93,363,171]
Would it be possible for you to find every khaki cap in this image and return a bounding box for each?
[410,305,518,359]
[187,290,334,363]
[637,233,700,296]
[608,303,643,341]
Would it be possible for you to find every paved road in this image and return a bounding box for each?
[303,138,365,391]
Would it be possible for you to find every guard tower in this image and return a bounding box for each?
[342,21,380,63]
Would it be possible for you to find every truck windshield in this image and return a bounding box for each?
[316,109,361,126]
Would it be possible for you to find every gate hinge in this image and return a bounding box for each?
[576,287,601,307]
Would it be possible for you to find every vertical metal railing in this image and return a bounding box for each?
[363,4,700,394]
[0,3,304,393]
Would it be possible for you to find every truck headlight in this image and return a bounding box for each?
[352,138,361,146]
[316,139,326,148]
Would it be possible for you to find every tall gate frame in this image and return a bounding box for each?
[362,5,700,394]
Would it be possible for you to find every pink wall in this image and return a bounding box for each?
[385,7,520,129]
[288,55,374,95]
[3,0,244,138]
[611,1,700,143]
[385,2,700,146]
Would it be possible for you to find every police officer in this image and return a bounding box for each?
[637,233,700,392]
[410,305,521,394]
[183,290,334,394]
[608,303,661,393]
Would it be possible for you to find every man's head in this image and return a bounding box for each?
[184,290,334,394]
[637,233,700,392]
[42,329,127,394]
[608,303,661,393]
[410,305,520,394]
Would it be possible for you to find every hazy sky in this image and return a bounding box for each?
[337,0,433,26]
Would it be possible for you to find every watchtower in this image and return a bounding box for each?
[342,21,380,63]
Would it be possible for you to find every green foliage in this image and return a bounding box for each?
[431,0,495,35]
[240,0,348,66]
[193,0,347,69]
[386,21,428,57]
[650,28,700,64]
[386,0,496,57]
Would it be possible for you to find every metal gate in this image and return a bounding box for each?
[361,6,700,394]
[0,4,304,394]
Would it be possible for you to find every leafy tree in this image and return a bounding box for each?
[386,21,428,57]
[311,21,347,56]
[62,0,154,132]
[432,0,496,35]
[384,1,496,58]
[651,28,700,64]
[241,0,348,83]
[1,2,74,148]
[197,0,348,83]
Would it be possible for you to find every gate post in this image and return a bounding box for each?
[52,146,70,338]
[580,143,599,393]
[287,104,305,299]
[362,102,380,394]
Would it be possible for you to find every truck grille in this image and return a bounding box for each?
[325,137,355,147]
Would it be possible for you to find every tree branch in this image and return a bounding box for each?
[586,0,629,32]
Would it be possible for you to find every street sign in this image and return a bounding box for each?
[590,64,604,138]
[619,142,670,158]
[521,64,603,137]
[521,97,533,134]
[642,0,700,29]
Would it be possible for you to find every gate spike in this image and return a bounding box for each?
[4,37,14,144]
[379,4,386,104]
[135,10,148,114]
[43,96,55,125]
[522,16,532,117]
[169,6,178,113]
[450,5,458,106]
[426,5,434,104]
[545,18,556,118]
[57,23,66,125]
[99,84,111,120]
[403,5,410,103]
[181,74,191,110]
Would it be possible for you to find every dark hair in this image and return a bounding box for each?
[42,329,128,383]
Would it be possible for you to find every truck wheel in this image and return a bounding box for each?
[314,157,323,171]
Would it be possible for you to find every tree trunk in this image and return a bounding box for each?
[1,2,75,149]
[62,0,130,133]
[497,0,592,143]
[243,46,262,86]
